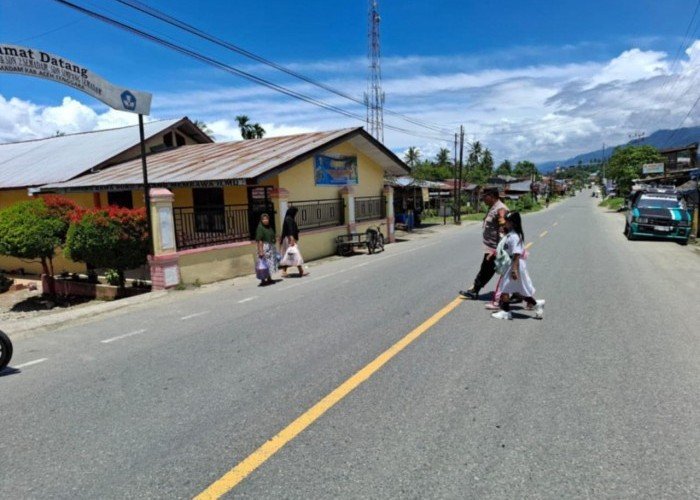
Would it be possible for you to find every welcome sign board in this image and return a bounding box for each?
[0,44,152,115]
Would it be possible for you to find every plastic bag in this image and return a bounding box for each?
[255,257,270,281]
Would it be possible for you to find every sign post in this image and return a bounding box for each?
[0,43,154,251]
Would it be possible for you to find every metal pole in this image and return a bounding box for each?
[138,114,154,254]
[457,126,464,224]
[453,133,458,223]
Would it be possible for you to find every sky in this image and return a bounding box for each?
[2,0,700,165]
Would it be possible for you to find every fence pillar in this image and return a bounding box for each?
[147,188,180,290]
[383,185,396,243]
[340,186,356,234]
[269,188,290,233]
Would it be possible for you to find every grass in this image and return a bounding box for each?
[598,197,625,210]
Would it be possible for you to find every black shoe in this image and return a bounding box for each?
[459,288,479,299]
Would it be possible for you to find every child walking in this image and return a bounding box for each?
[491,211,545,320]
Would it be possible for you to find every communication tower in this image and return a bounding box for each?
[364,0,385,142]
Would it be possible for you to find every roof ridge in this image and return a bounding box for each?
[0,118,180,146]
[217,127,360,146]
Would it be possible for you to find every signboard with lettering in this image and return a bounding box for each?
[642,163,665,175]
[0,44,152,115]
[314,154,359,186]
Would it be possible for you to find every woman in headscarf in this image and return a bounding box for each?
[255,213,278,285]
[279,206,308,277]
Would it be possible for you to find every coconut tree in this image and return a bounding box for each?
[193,119,214,138]
[236,115,266,140]
[252,123,266,139]
[404,146,421,167]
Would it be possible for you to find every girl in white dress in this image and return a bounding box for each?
[492,212,545,320]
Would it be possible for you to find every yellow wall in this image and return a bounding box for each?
[0,189,32,210]
[224,186,248,205]
[0,253,85,276]
[178,243,256,284]
[277,143,385,202]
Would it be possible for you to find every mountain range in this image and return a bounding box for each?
[537,126,700,172]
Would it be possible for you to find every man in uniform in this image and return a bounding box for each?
[460,187,508,299]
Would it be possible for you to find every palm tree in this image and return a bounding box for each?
[481,148,494,173]
[467,141,482,168]
[235,115,252,139]
[236,115,266,140]
[252,123,266,139]
[193,120,214,138]
[404,146,421,167]
[435,147,451,167]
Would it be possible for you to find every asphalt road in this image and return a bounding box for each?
[1,192,698,499]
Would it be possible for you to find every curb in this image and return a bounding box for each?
[2,290,169,340]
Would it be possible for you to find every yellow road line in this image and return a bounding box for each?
[539,230,548,238]
[195,297,464,499]
[552,222,558,227]
[525,242,534,250]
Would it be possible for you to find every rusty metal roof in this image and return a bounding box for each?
[40,127,410,191]
[0,118,212,189]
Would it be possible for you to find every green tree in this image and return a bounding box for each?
[496,160,512,175]
[65,208,149,288]
[252,123,266,139]
[235,115,266,140]
[193,119,214,138]
[435,147,451,167]
[606,144,662,195]
[481,148,494,173]
[467,141,482,168]
[404,146,421,168]
[513,160,538,178]
[0,199,66,278]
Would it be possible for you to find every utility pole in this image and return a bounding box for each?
[457,125,465,224]
[602,142,606,184]
[453,133,458,223]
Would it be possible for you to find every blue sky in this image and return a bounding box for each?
[2,0,700,163]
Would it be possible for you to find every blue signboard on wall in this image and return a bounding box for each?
[314,154,359,185]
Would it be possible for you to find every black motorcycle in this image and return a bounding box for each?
[0,330,13,371]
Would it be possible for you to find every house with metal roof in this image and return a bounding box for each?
[36,127,409,285]
[0,117,211,207]
[0,117,212,275]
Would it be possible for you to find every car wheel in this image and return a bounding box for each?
[625,223,635,240]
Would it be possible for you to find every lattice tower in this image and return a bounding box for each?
[364,0,385,142]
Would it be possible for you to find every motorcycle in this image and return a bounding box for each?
[0,330,13,371]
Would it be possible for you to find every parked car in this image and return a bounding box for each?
[625,187,692,244]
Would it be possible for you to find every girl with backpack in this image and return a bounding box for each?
[492,211,545,320]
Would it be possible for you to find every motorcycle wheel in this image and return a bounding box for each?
[0,330,13,371]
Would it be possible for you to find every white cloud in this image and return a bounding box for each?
[5,41,700,165]
[586,48,669,88]
[207,118,317,142]
[0,95,142,143]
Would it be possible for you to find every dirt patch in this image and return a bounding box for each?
[0,287,97,323]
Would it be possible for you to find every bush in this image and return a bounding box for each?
[65,207,149,288]
[0,199,67,277]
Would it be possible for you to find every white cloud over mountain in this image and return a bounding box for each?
[3,40,700,165]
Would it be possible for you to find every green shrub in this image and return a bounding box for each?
[65,207,149,288]
[105,269,121,286]
[0,199,66,277]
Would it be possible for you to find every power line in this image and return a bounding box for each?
[52,0,451,143]
[112,0,452,135]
